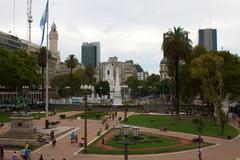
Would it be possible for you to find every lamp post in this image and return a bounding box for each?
[80,84,92,154]
[114,125,139,160]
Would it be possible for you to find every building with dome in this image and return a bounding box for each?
[159,57,170,81]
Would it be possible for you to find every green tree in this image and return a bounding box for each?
[190,53,226,135]
[95,81,110,96]
[84,65,96,85]
[65,54,78,96]
[126,75,139,97]
[162,27,192,115]
[51,68,86,98]
[37,47,47,102]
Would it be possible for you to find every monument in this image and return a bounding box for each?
[112,67,122,105]
[0,100,40,147]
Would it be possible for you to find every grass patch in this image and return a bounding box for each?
[86,130,213,155]
[0,112,11,122]
[0,112,50,122]
[123,114,239,138]
[68,111,107,120]
[107,133,178,149]
[56,107,72,112]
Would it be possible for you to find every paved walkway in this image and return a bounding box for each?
[2,111,131,160]
[2,112,240,160]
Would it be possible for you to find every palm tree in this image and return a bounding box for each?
[162,27,192,115]
[65,54,78,96]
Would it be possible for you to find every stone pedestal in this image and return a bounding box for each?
[0,113,39,147]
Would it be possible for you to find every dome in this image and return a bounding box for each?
[160,58,167,65]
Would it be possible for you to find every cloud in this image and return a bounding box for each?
[0,0,239,74]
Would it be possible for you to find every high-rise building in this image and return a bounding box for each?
[198,28,217,51]
[81,42,100,67]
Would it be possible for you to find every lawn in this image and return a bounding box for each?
[0,112,49,122]
[86,130,212,155]
[56,107,72,112]
[107,133,178,148]
[68,111,107,120]
[0,112,11,122]
[123,114,239,138]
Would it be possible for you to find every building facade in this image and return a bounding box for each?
[95,56,137,85]
[198,28,217,51]
[0,31,21,50]
[159,57,170,81]
[0,23,60,103]
[81,42,100,67]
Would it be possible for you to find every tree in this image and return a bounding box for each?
[84,65,96,85]
[126,75,139,97]
[162,26,192,115]
[0,49,41,104]
[65,54,78,96]
[95,81,110,96]
[190,53,226,135]
[37,47,47,102]
[51,68,85,98]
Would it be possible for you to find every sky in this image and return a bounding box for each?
[0,0,240,74]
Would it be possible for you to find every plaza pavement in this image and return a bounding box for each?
[1,112,240,160]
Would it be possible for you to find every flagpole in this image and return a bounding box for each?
[45,0,49,129]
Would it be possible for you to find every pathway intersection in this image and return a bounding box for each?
[1,111,240,160]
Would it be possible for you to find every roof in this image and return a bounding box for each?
[160,58,167,64]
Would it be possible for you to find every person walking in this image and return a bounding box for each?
[74,134,78,144]
[39,154,44,160]
[0,147,4,160]
[52,137,56,147]
[12,151,18,160]
[50,130,55,140]
[25,147,31,160]
[70,132,75,144]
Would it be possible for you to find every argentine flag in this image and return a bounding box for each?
[40,0,49,46]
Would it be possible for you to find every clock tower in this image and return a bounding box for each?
[49,22,60,64]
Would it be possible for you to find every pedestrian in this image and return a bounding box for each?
[25,147,31,160]
[52,137,56,147]
[0,147,4,160]
[12,151,18,160]
[70,132,75,143]
[74,134,78,144]
[39,154,44,160]
[79,138,84,147]
[50,130,55,140]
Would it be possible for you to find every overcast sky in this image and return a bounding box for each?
[0,0,239,73]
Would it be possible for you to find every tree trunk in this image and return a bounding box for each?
[175,57,179,115]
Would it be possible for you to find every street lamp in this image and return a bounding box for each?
[114,125,139,160]
[80,84,92,153]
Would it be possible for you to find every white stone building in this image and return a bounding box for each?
[159,57,170,81]
[95,56,137,85]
